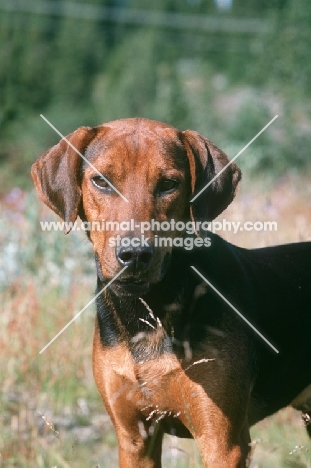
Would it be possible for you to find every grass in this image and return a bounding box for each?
[0,176,311,467]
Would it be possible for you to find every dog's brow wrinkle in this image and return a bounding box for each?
[131,129,139,154]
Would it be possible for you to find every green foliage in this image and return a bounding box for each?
[95,29,190,127]
[97,30,160,120]
[51,16,107,105]
[0,11,54,120]
[252,0,311,95]
[0,0,311,193]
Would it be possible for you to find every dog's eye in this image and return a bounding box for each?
[92,176,112,192]
[157,179,179,194]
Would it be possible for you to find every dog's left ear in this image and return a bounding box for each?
[182,130,241,222]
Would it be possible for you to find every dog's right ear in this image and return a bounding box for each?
[31,127,98,233]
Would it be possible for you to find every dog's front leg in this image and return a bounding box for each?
[97,378,164,468]
[116,422,163,468]
[175,347,252,468]
[93,326,164,467]
[196,420,251,468]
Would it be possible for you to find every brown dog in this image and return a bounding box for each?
[32,118,311,467]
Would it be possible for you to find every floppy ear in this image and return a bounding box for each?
[182,130,241,222]
[31,126,98,233]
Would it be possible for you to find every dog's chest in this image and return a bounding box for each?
[115,351,200,429]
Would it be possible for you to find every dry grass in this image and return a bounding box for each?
[219,174,311,248]
[1,176,311,467]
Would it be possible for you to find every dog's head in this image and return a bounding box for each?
[32,118,241,296]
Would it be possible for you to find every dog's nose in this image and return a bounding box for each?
[116,241,154,270]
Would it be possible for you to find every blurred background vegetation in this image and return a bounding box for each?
[1,0,311,466]
[1,0,311,192]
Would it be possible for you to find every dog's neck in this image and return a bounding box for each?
[95,248,200,361]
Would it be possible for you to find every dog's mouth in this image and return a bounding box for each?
[111,277,150,296]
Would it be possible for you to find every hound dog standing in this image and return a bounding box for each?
[32,118,311,467]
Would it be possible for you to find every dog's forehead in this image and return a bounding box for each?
[95,119,180,145]
[99,117,178,134]
[85,118,186,166]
